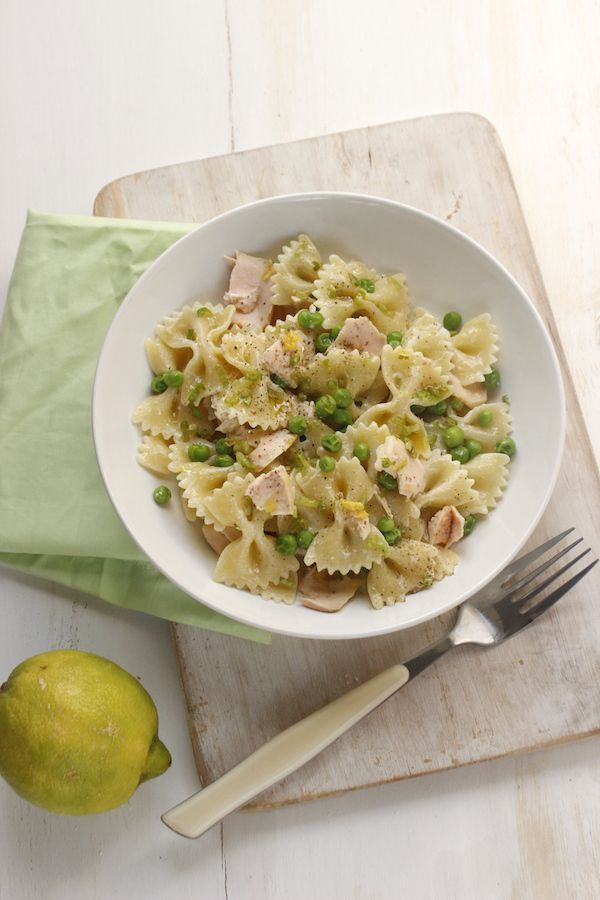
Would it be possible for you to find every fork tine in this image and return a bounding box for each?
[515,547,592,611]
[505,537,584,596]
[522,559,598,623]
[501,528,575,585]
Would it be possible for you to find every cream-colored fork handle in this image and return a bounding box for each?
[162,663,410,838]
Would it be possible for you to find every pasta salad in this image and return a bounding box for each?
[133,235,515,613]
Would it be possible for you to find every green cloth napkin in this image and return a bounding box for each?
[0,209,269,643]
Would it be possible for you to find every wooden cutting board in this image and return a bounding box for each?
[95,114,600,810]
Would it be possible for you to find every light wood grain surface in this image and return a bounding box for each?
[1,1,599,898]
[95,114,600,809]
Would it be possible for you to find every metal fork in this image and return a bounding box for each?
[162,528,597,838]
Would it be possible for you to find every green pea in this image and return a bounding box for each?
[477,409,493,427]
[298,309,324,329]
[384,527,401,546]
[353,442,370,461]
[151,375,167,394]
[188,443,211,462]
[315,394,337,419]
[428,400,448,416]
[496,437,516,457]
[332,408,353,430]
[450,446,470,464]
[321,433,342,453]
[443,311,462,332]
[333,387,353,409]
[214,454,235,467]
[484,367,501,390]
[465,440,482,459]
[377,516,396,534]
[410,404,426,417]
[288,415,308,435]
[153,485,171,505]
[163,369,184,388]
[330,325,342,339]
[215,437,233,455]
[443,425,465,449]
[387,331,403,346]
[463,514,476,536]
[296,529,315,550]
[276,533,298,555]
[377,471,397,491]
[270,373,289,389]
[315,332,333,353]
[319,455,336,473]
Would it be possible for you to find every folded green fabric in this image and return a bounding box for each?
[0,209,269,643]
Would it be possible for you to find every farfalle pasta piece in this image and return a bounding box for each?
[313,255,409,334]
[177,460,243,524]
[451,402,511,452]
[402,310,454,375]
[451,313,499,384]
[132,387,183,440]
[305,515,389,576]
[300,348,381,398]
[297,457,389,575]
[156,302,232,350]
[214,531,299,593]
[145,337,181,375]
[355,402,430,457]
[211,374,303,431]
[181,351,233,408]
[271,234,322,308]
[203,474,299,591]
[200,472,257,530]
[381,346,451,411]
[367,540,458,609]
[459,452,510,515]
[147,303,235,407]
[220,329,268,375]
[136,434,171,476]
[415,450,479,511]
[180,305,237,405]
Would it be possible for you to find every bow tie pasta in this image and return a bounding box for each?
[134,237,515,613]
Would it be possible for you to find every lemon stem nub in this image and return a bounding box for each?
[140,737,172,783]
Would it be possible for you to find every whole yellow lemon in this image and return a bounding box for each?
[0,649,171,815]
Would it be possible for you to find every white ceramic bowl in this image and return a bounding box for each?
[93,192,564,640]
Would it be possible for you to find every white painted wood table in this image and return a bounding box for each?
[0,2,598,898]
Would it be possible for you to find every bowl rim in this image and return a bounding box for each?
[92,190,566,640]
